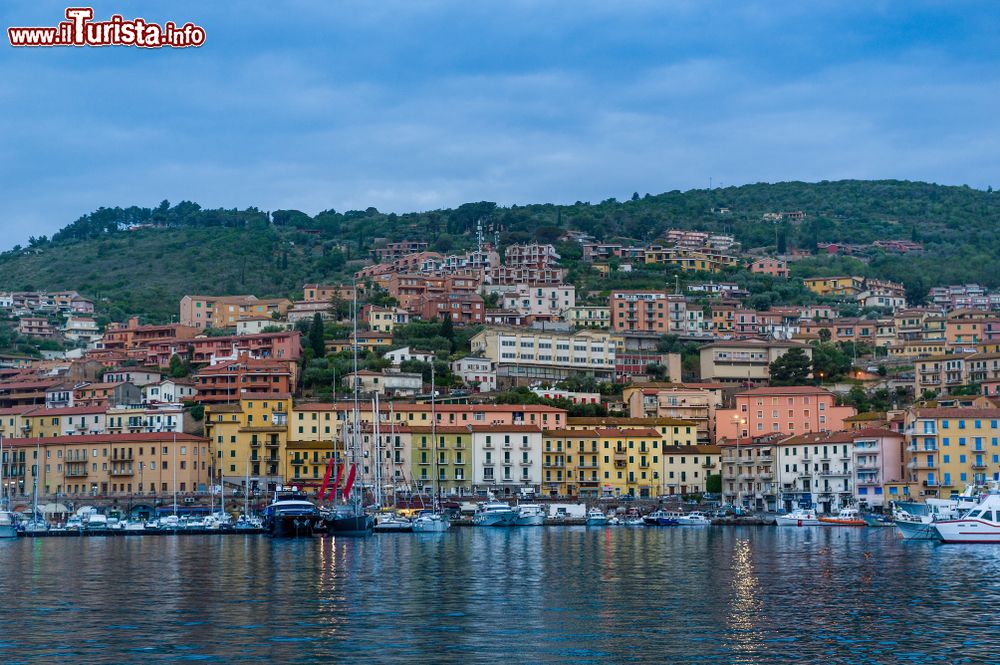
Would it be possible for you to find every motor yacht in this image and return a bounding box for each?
[514,504,546,526]
[934,488,1000,544]
[473,498,517,527]
[585,507,609,526]
[775,508,825,527]
[263,489,323,538]
[410,510,451,532]
[642,510,680,526]
[675,511,712,526]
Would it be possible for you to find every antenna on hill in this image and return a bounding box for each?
[477,218,484,253]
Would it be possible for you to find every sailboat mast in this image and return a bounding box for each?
[373,393,381,508]
[431,365,438,511]
[351,279,361,510]
[33,438,39,521]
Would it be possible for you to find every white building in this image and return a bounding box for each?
[106,404,185,434]
[451,356,497,393]
[104,368,163,387]
[470,425,543,496]
[775,431,856,514]
[345,370,423,397]
[236,318,292,336]
[144,379,197,404]
[485,284,576,319]
[383,346,437,366]
[63,316,101,342]
[528,387,600,404]
[470,326,616,385]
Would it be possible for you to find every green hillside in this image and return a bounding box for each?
[1,180,998,322]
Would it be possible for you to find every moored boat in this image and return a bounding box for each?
[933,488,1000,544]
[373,512,413,533]
[264,489,323,537]
[411,510,451,532]
[473,498,517,527]
[585,507,609,526]
[818,507,866,526]
[775,508,824,527]
[675,511,712,526]
[642,510,679,526]
[514,504,545,526]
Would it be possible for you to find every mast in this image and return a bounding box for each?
[351,278,361,513]
[389,403,396,508]
[244,449,249,516]
[172,431,177,517]
[33,437,39,523]
[431,364,438,511]
[373,393,382,509]
[0,435,4,511]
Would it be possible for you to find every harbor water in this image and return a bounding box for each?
[1,527,997,664]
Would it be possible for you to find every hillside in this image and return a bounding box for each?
[1,180,998,322]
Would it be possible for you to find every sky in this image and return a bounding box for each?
[1,1,998,248]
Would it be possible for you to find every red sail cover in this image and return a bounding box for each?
[328,462,344,502]
[342,463,357,501]
[317,456,336,501]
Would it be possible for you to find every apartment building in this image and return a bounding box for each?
[610,291,688,333]
[749,257,789,278]
[901,407,1000,499]
[716,386,855,441]
[470,327,616,384]
[413,292,485,325]
[699,339,812,384]
[365,305,410,333]
[179,295,292,329]
[622,383,724,444]
[495,284,576,320]
[194,356,295,404]
[562,305,611,329]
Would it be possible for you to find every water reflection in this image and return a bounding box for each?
[0,529,998,663]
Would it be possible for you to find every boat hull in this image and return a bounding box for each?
[411,516,451,532]
[894,520,939,540]
[514,514,545,526]
[474,512,516,527]
[585,517,609,526]
[775,515,825,527]
[934,519,1000,543]
[817,518,867,526]
[266,515,321,538]
[675,519,711,527]
[373,521,412,533]
[327,514,374,537]
[0,525,16,539]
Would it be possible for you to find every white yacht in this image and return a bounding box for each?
[373,512,413,533]
[893,487,982,540]
[934,488,1000,544]
[585,507,609,526]
[0,510,16,539]
[411,510,451,532]
[473,498,517,527]
[675,511,712,526]
[514,504,545,526]
[775,508,825,527]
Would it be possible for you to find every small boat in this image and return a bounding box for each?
[514,504,546,526]
[473,498,517,527]
[373,513,413,533]
[818,507,867,526]
[585,508,609,526]
[0,510,17,539]
[123,521,146,532]
[775,508,824,527]
[643,510,679,526]
[234,514,263,530]
[411,510,451,532]
[21,519,49,534]
[624,516,645,527]
[85,514,109,531]
[263,489,323,538]
[675,511,712,526]
[934,487,1000,544]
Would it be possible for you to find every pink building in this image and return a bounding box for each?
[715,386,855,441]
[850,427,904,510]
[749,258,789,278]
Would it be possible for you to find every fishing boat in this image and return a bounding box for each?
[675,511,712,526]
[817,507,867,526]
[934,486,1000,544]
[514,504,546,526]
[775,508,824,527]
[585,507,609,526]
[373,512,412,533]
[263,488,323,537]
[473,496,517,526]
[643,510,680,526]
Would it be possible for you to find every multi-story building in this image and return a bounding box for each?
[901,407,1000,499]
[105,404,185,434]
[21,405,107,438]
[179,295,292,329]
[344,369,423,397]
[470,327,616,384]
[851,428,905,510]
[413,292,485,325]
[302,283,356,303]
[204,395,293,492]
[622,383,724,444]
[451,356,497,393]
[504,244,559,269]
[610,291,688,333]
[562,305,611,329]
[1,432,210,501]
[643,247,739,273]
[802,276,865,297]
[365,305,410,333]
[185,331,301,365]
[716,386,856,441]
[749,258,789,278]
[771,431,855,514]
[18,317,55,338]
[495,284,575,320]
[194,356,295,404]
[382,273,480,312]
[699,339,812,384]
[72,382,142,408]
[371,241,429,262]
[914,354,969,396]
[719,433,785,512]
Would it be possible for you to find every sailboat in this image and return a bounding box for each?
[325,283,374,537]
[22,439,48,534]
[0,437,17,538]
[411,365,451,533]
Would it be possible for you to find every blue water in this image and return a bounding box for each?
[1,527,998,663]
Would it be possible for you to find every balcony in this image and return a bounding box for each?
[111,452,134,462]
[702,462,716,469]
[757,456,773,464]
[972,463,988,470]
[907,444,937,452]
[110,467,134,477]
[265,440,280,448]
[519,460,533,466]
[908,460,936,470]
[65,468,88,478]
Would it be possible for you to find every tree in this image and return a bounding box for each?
[811,343,851,382]
[818,328,832,343]
[168,354,190,378]
[309,313,326,358]
[769,348,812,386]
[440,315,455,353]
[706,474,722,494]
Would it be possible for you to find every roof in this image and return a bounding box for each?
[775,430,856,446]
[843,411,887,422]
[27,406,108,416]
[4,432,207,447]
[851,427,903,439]
[736,386,833,396]
[913,408,1000,419]
[700,339,807,350]
[566,416,697,427]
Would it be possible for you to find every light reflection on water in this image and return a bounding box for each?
[0,527,997,663]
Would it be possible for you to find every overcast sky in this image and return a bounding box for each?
[2,1,998,248]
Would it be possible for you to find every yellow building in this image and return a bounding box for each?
[887,341,948,359]
[366,306,410,334]
[326,333,394,354]
[542,421,702,498]
[644,247,738,273]
[0,406,39,439]
[204,395,292,491]
[903,407,1000,499]
[803,276,865,297]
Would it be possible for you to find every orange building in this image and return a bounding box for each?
[716,386,856,441]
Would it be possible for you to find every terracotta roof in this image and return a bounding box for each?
[843,412,887,422]
[913,408,1000,418]
[27,406,108,416]
[566,416,697,427]
[851,427,903,439]
[737,386,833,396]
[778,430,855,446]
[5,432,207,447]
